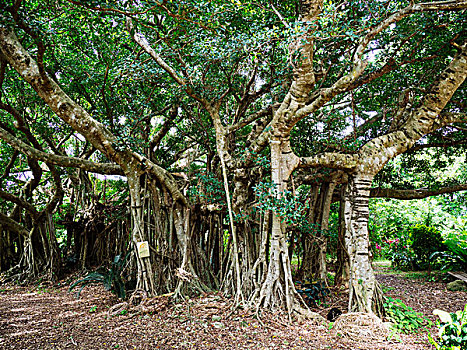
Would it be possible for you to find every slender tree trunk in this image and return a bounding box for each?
[316,181,336,283]
[45,212,61,280]
[335,187,350,287]
[343,174,383,315]
[298,181,335,283]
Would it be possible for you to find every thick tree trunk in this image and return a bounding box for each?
[257,139,298,315]
[127,174,156,296]
[343,174,383,315]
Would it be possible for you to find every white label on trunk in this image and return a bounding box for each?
[137,241,150,258]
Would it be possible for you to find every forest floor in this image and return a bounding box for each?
[0,262,466,350]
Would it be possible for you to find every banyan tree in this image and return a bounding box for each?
[0,0,466,319]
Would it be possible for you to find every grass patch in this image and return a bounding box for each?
[402,271,447,282]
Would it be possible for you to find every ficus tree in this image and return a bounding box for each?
[0,0,466,320]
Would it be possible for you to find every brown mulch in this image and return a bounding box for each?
[0,265,465,350]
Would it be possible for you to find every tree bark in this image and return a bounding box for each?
[128,174,156,295]
[335,186,350,287]
[257,138,299,315]
[343,174,383,315]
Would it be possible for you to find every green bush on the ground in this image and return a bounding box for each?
[431,231,467,271]
[69,252,130,299]
[411,224,444,270]
[384,297,432,333]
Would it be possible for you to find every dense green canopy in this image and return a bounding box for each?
[0,0,466,317]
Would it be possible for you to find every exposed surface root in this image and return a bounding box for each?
[108,302,129,317]
[129,289,148,306]
[332,312,389,341]
[108,291,171,317]
[293,305,327,324]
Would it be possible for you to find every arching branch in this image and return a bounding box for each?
[0,126,124,175]
[0,212,30,238]
[0,190,39,218]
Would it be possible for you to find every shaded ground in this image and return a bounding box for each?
[0,263,465,350]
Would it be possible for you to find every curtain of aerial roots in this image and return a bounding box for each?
[173,204,222,297]
[144,177,221,298]
[127,174,155,295]
[63,171,129,270]
[217,173,266,303]
[219,207,269,303]
[344,174,384,316]
[298,181,335,283]
[0,229,16,272]
[3,215,60,282]
[20,226,42,279]
[246,209,271,303]
[44,212,61,280]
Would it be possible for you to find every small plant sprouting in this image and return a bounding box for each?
[89,306,97,313]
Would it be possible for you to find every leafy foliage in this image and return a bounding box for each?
[253,182,319,233]
[431,230,467,271]
[69,251,130,299]
[188,172,225,205]
[296,281,328,307]
[384,297,433,334]
[411,224,445,269]
[386,238,417,271]
[430,305,467,350]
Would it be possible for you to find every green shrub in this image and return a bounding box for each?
[431,231,467,271]
[411,224,444,269]
[381,235,416,271]
[430,305,467,350]
[383,297,432,333]
[69,251,130,299]
[296,281,328,307]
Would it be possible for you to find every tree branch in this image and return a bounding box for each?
[299,153,358,170]
[370,184,467,200]
[0,126,124,175]
[0,212,30,238]
[0,190,40,218]
[126,18,208,107]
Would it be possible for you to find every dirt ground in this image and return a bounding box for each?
[0,263,465,350]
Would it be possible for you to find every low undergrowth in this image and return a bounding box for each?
[384,297,433,334]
